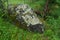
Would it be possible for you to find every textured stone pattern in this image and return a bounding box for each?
[8,4,44,33]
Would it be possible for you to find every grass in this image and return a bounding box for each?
[0,0,60,40]
[0,18,44,40]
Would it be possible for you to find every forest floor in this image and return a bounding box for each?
[0,0,60,40]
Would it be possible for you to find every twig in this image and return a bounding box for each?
[42,0,50,18]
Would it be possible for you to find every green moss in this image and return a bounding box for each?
[0,0,60,40]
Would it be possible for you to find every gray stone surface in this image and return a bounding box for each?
[8,4,44,33]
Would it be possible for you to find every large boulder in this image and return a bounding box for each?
[8,4,44,33]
